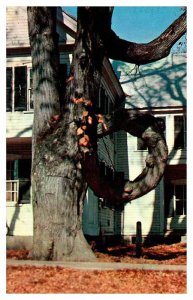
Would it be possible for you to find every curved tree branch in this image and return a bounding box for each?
[103,11,186,64]
[81,109,168,205]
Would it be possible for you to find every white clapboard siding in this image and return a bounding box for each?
[123,185,163,237]
[82,188,100,236]
[6,7,29,48]
[6,203,33,236]
[7,112,33,138]
[97,136,114,168]
[114,209,122,235]
[114,131,129,178]
[6,7,75,49]
[100,207,114,235]
[117,129,164,236]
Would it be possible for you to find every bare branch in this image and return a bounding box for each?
[104,11,186,64]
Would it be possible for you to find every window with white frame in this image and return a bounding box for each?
[6,159,31,203]
[6,66,33,112]
[174,183,186,216]
[165,181,186,217]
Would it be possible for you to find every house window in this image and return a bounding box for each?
[174,184,186,216]
[6,160,18,180]
[14,66,27,111]
[6,160,19,202]
[164,182,186,217]
[6,66,31,112]
[174,115,186,149]
[6,159,31,203]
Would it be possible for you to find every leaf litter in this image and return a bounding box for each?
[7,242,186,293]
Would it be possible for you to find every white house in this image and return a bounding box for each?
[113,53,186,242]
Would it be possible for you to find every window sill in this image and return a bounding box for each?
[6,110,34,114]
[166,215,186,230]
[6,202,22,207]
[23,111,34,114]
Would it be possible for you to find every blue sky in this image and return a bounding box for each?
[63,6,185,51]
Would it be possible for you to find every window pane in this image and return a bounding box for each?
[14,66,27,111]
[19,180,31,203]
[164,183,174,217]
[175,184,186,216]
[175,185,183,199]
[174,116,185,149]
[29,68,34,110]
[176,200,184,215]
[6,161,14,180]
[18,159,31,179]
[6,68,12,111]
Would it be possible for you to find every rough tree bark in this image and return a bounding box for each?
[27,7,186,261]
[28,7,98,261]
[82,110,168,204]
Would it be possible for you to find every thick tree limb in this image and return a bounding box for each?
[103,11,186,64]
[81,109,168,205]
[27,7,61,139]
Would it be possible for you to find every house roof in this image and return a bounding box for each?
[112,53,186,110]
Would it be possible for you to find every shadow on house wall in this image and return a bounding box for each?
[112,54,186,110]
[112,55,186,244]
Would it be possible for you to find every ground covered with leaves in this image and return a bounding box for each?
[96,242,186,265]
[7,242,186,264]
[7,265,186,294]
[7,242,186,293]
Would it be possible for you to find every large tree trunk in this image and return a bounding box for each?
[27,7,98,261]
[31,115,94,261]
[27,7,185,261]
